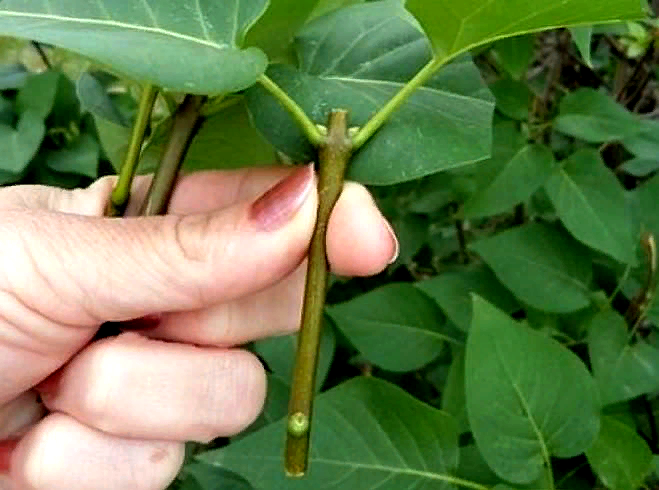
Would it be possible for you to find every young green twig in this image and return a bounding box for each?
[285,110,351,477]
[137,94,205,216]
[106,84,158,217]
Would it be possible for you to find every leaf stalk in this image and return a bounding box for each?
[107,84,158,216]
[285,110,351,477]
[258,74,325,147]
[351,56,445,149]
[136,94,205,216]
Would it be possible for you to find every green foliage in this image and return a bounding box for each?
[2,0,658,489]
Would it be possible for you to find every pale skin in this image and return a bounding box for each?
[0,164,398,490]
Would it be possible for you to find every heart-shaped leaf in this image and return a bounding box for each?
[0,0,269,94]
[415,264,519,331]
[0,111,45,178]
[406,0,643,60]
[470,222,593,313]
[463,144,556,219]
[588,309,659,406]
[327,283,462,372]
[586,415,653,490]
[246,0,494,185]
[545,149,637,265]
[554,88,643,143]
[198,377,460,489]
[466,296,600,484]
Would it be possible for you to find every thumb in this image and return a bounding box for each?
[0,165,316,400]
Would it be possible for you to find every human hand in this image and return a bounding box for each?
[0,164,397,490]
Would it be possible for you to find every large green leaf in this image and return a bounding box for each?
[621,119,659,159]
[545,149,637,265]
[198,377,460,489]
[554,88,643,143]
[470,222,593,313]
[585,415,653,490]
[327,283,461,372]
[466,297,601,485]
[588,309,659,406]
[0,0,269,94]
[406,0,643,60]
[246,0,494,185]
[0,110,45,178]
[415,264,520,331]
[463,144,556,219]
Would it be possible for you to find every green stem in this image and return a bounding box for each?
[285,110,350,477]
[258,74,325,147]
[136,94,205,216]
[107,84,159,217]
[351,57,444,149]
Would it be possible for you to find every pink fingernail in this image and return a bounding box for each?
[249,165,314,231]
[383,219,399,264]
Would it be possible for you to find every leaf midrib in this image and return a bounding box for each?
[0,10,231,50]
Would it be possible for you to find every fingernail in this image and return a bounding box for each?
[120,313,163,332]
[0,438,19,473]
[34,369,63,399]
[383,220,399,264]
[250,165,314,231]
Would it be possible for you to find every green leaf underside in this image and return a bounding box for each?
[570,26,593,67]
[0,0,269,94]
[415,264,519,332]
[586,415,652,490]
[545,149,636,265]
[327,283,460,372]
[466,297,600,484]
[198,377,460,489]
[470,222,593,313]
[463,144,556,219]
[0,111,45,176]
[246,0,494,185]
[554,88,643,143]
[588,310,659,407]
[405,0,644,61]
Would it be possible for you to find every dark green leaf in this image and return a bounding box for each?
[244,0,318,61]
[545,149,637,264]
[585,415,652,490]
[252,317,335,390]
[570,26,594,67]
[463,144,556,219]
[620,157,659,177]
[489,78,532,120]
[492,35,535,80]
[44,132,99,179]
[327,283,461,372]
[621,119,659,159]
[184,99,276,171]
[588,309,659,406]
[440,348,468,433]
[16,71,59,119]
[76,72,128,126]
[466,296,600,484]
[554,88,643,143]
[470,222,593,313]
[181,463,252,490]
[0,0,269,94]
[246,1,494,185]
[199,377,460,489]
[0,110,45,176]
[416,264,520,332]
[405,0,643,60]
